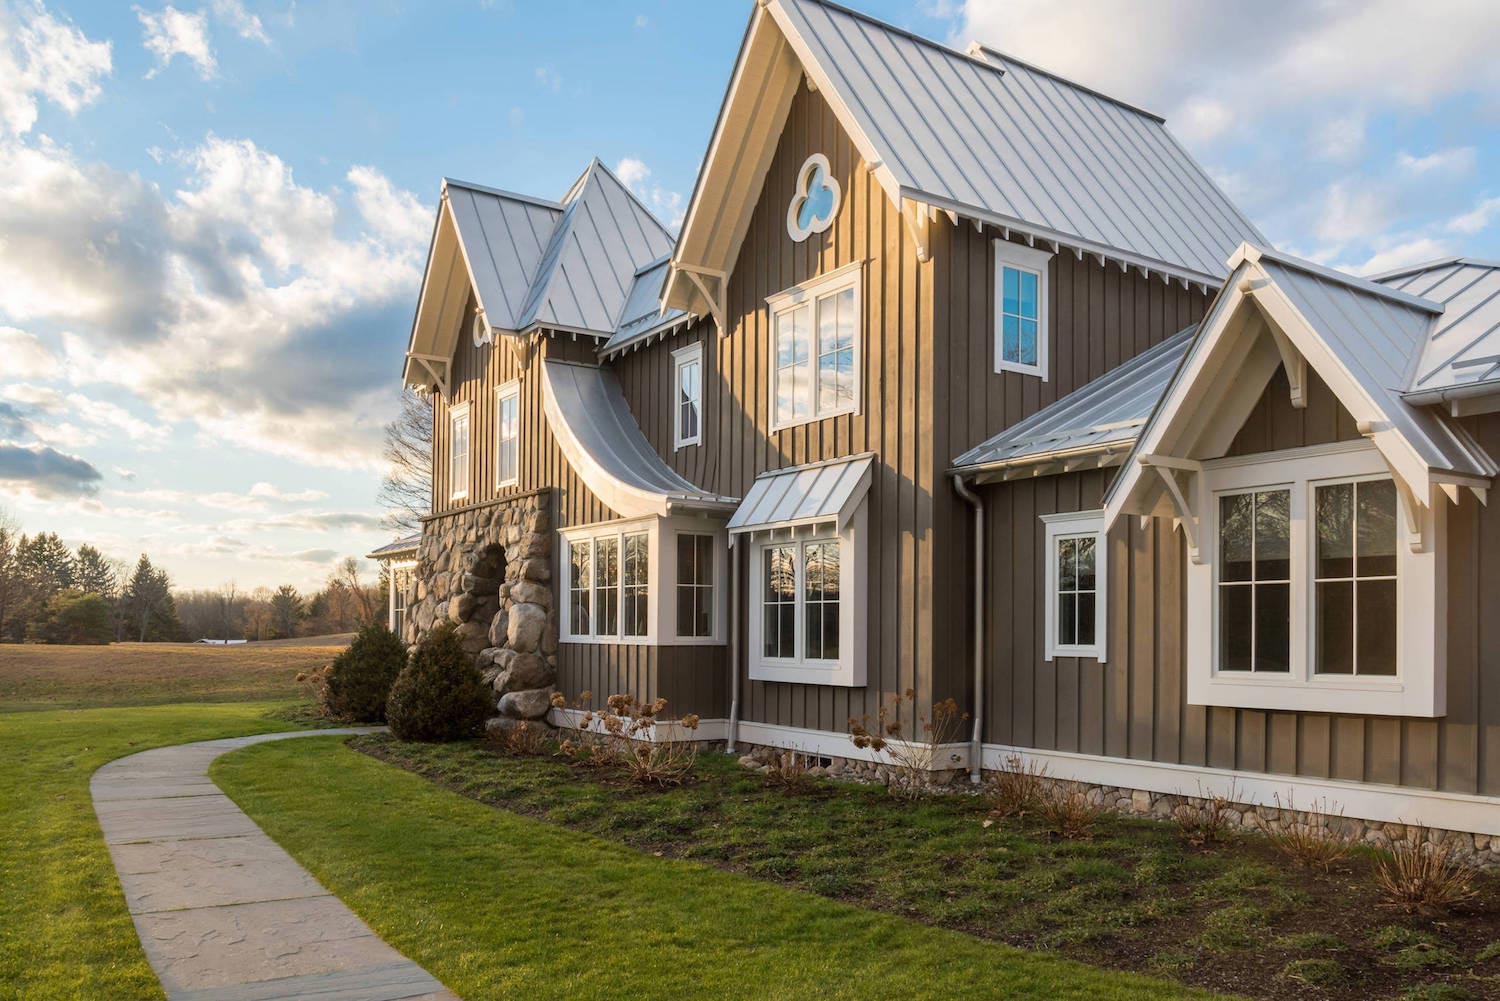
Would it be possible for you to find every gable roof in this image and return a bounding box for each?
[1105,243,1494,539]
[1372,258,1500,403]
[666,0,1263,317]
[403,161,674,389]
[950,325,1195,477]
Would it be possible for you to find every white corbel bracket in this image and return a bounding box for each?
[408,352,451,399]
[901,198,932,263]
[1139,454,1204,563]
[677,265,728,337]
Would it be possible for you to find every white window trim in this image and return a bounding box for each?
[765,259,863,434]
[671,342,703,451]
[495,379,520,490]
[559,515,728,647]
[1186,440,1444,717]
[388,559,416,634]
[448,401,471,501]
[1042,511,1107,662]
[667,527,727,645]
[745,500,869,687]
[786,152,841,243]
[993,240,1053,381]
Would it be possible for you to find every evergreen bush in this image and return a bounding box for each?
[320,622,407,722]
[386,623,493,741]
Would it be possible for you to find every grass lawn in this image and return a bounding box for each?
[328,737,1500,1001]
[0,701,303,1000]
[0,641,339,712]
[213,737,1220,1001]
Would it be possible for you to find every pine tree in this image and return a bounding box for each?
[270,584,304,639]
[0,526,19,642]
[73,545,118,597]
[18,533,75,592]
[121,555,178,642]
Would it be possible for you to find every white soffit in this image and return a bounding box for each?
[540,360,739,519]
[727,452,875,535]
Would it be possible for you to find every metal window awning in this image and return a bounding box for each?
[727,453,875,537]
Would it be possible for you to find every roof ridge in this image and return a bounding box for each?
[965,43,1165,123]
[784,0,1010,80]
[441,177,563,211]
[1368,257,1500,283]
[1244,244,1444,316]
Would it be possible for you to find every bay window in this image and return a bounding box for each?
[1185,441,1443,717]
[766,261,861,431]
[562,517,725,645]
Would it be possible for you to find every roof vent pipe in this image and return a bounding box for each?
[952,473,985,783]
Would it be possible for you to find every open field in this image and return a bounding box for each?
[0,640,345,711]
[333,736,1500,1001]
[215,737,1217,1001]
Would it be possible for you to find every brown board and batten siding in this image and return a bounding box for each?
[928,216,1213,715]
[981,365,1500,797]
[427,296,727,714]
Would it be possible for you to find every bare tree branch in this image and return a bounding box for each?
[377,388,432,534]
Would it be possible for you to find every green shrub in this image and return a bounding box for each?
[320,622,408,722]
[386,623,493,742]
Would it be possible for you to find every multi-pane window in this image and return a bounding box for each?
[449,403,470,500]
[566,531,650,641]
[623,533,649,637]
[769,268,859,430]
[1043,511,1106,661]
[1217,489,1291,673]
[496,384,519,487]
[1056,537,1096,648]
[760,538,839,664]
[676,534,714,638]
[569,539,592,636]
[673,344,702,449]
[1314,479,1398,676]
[389,566,412,636]
[594,536,619,636]
[803,541,840,661]
[993,242,1051,379]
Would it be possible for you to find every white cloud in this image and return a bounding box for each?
[1449,196,1500,236]
[1396,147,1477,177]
[1315,180,1393,247]
[210,0,268,43]
[1349,237,1453,277]
[1313,112,1365,162]
[614,155,686,230]
[136,5,216,80]
[0,326,56,378]
[1174,96,1232,145]
[634,14,648,29]
[248,481,328,503]
[0,382,167,445]
[0,135,427,471]
[0,1,111,137]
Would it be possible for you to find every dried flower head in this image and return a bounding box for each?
[550,691,567,709]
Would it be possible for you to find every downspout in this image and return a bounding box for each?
[726,539,741,753]
[952,473,984,784]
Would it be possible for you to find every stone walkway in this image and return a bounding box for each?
[91,729,460,1001]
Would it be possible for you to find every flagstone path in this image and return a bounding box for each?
[91,729,460,1001]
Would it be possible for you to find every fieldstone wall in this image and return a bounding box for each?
[406,491,559,721]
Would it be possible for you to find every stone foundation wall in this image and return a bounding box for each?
[405,491,559,721]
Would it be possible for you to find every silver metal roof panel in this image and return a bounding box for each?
[1374,259,1500,399]
[727,453,875,534]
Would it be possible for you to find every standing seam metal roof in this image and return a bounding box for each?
[1373,259,1500,397]
[772,0,1265,281]
[727,453,875,533]
[951,326,1196,471]
[442,180,562,331]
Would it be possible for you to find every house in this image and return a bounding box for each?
[393,0,1500,852]
[367,534,420,638]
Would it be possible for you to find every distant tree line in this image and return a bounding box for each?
[0,510,383,645]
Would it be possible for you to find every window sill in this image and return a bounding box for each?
[1046,645,1103,662]
[769,404,859,435]
[1187,674,1439,718]
[750,658,858,687]
[561,634,656,647]
[674,437,702,452]
[995,359,1046,380]
[496,479,518,490]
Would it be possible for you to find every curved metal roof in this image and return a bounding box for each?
[540,360,738,519]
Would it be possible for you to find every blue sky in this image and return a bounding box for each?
[0,0,1496,592]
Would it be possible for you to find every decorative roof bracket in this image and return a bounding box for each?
[1139,453,1203,563]
[678,264,728,337]
[901,198,932,263]
[408,352,451,399]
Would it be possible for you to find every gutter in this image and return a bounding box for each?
[1402,379,1500,409]
[951,473,984,784]
[726,542,742,753]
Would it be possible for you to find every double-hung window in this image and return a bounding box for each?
[675,533,714,638]
[449,402,470,501]
[566,527,649,642]
[673,343,703,449]
[1185,441,1442,717]
[767,261,861,431]
[993,241,1052,379]
[1042,512,1107,661]
[756,537,841,666]
[496,381,519,488]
